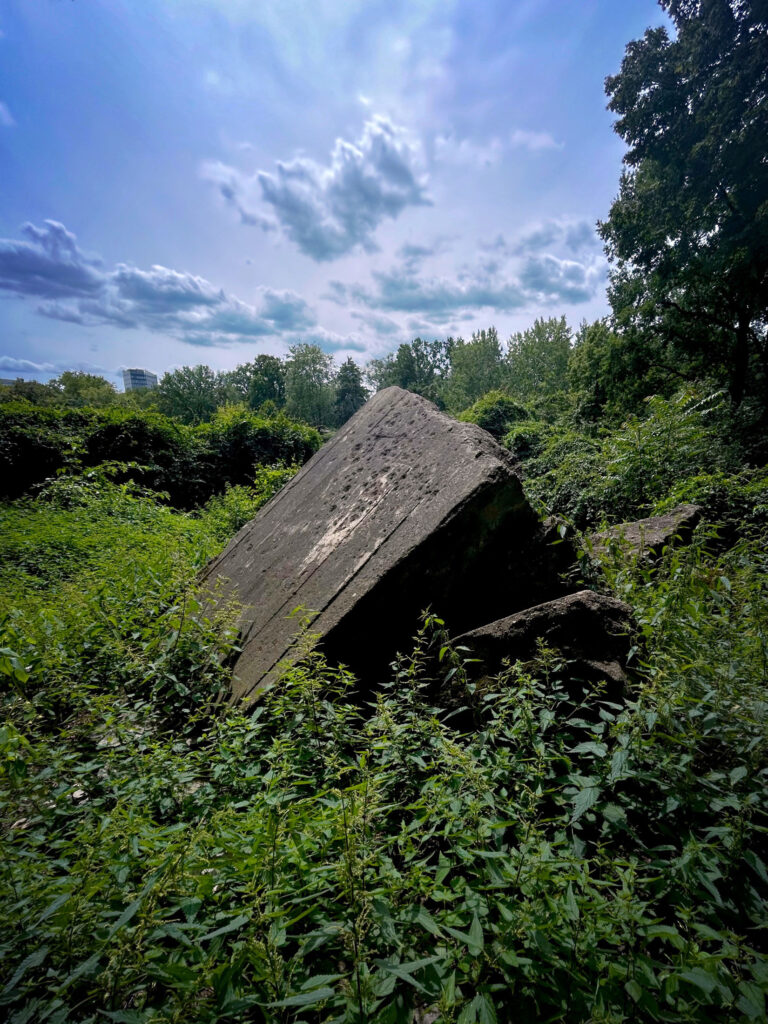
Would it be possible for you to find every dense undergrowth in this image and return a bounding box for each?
[1,380,768,1022]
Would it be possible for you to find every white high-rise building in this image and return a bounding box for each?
[122,368,158,391]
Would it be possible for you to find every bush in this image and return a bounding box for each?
[457,390,529,438]
[0,403,321,508]
[199,462,300,542]
[502,419,554,461]
[524,387,737,527]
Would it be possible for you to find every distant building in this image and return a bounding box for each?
[0,378,19,387]
[122,368,158,391]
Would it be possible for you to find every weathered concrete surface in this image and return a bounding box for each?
[454,590,634,692]
[590,504,701,559]
[203,387,564,702]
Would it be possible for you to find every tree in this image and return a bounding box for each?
[506,317,571,411]
[285,344,335,427]
[600,0,768,407]
[443,328,504,412]
[366,337,452,405]
[48,371,117,408]
[334,358,368,426]
[568,319,677,422]
[156,365,223,424]
[221,356,287,410]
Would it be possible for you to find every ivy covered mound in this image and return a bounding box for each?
[1,464,767,1023]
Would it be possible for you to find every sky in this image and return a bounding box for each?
[0,0,670,388]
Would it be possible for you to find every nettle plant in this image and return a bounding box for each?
[2,579,767,1022]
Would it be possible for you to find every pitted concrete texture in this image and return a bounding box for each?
[203,387,562,701]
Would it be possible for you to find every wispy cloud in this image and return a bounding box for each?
[509,128,563,151]
[202,115,431,261]
[0,356,56,373]
[0,101,15,127]
[329,218,604,323]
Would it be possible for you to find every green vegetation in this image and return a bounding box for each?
[2,1,767,1020]
[1,418,767,1021]
[0,403,319,508]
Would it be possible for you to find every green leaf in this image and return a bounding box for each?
[267,986,335,1008]
[198,914,250,942]
[625,979,643,1003]
[680,967,717,995]
[107,898,142,939]
[2,945,50,995]
[571,785,601,823]
[373,956,442,993]
[468,913,484,956]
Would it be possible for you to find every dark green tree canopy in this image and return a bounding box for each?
[157,365,223,424]
[334,358,368,426]
[600,0,768,406]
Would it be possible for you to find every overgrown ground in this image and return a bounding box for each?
[1,391,768,1023]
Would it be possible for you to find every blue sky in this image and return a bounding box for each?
[0,0,669,387]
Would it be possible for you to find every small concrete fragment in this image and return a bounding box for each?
[590,504,701,559]
[454,590,634,691]
[202,387,563,702]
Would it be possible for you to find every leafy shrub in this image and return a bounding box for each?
[199,462,300,542]
[1,478,767,1022]
[502,418,554,461]
[524,387,737,527]
[458,390,529,438]
[0,403,321,508]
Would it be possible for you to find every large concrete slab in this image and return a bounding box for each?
[202,387,563,702]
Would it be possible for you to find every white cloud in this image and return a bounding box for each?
[509,128,563,151]
[0,101,15,127]
[434,133,504,168]
[203,115,431,261]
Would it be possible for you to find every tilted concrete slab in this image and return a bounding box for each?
[202,387,563,702]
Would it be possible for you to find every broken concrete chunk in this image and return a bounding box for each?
[454,590,634,692]
[590,504,701,559]
[202,386,564,702]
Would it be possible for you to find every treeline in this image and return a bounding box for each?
[0,347,368,430]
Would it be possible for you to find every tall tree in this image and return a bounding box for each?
[221,356,287,410]
[285,344,335,427]
[334,358,368,426]
[444,328,504,412]
[600,0,768,407]
[506,317,571,408]
[156,365,222,424]
[366,337,451,405]
[48,371,117,408]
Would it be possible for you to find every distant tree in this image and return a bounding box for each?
[334,358,368,426]
[285,344,335,427]
[0,379,57,405]
[221,355,287,410]
[48,371,117,408]
[506,317,571,409]
[156,365,223,424]
[444,328,504,412]
[366,337,451,405]
[600,0,768,408]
